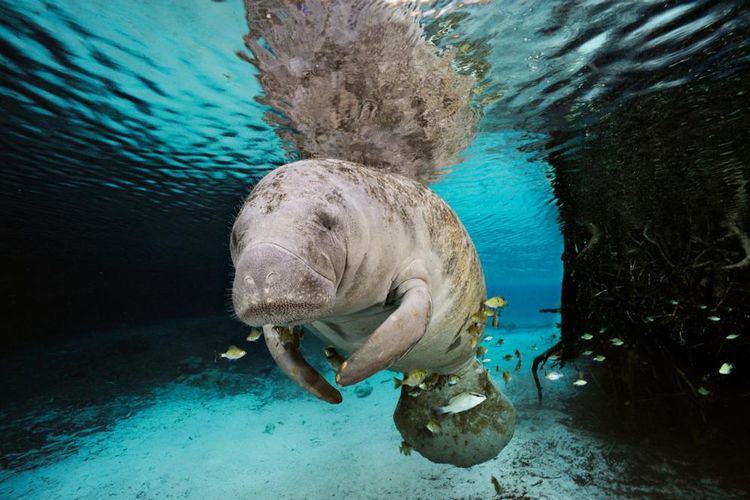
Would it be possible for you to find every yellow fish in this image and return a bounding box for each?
[502,371,511,383]
[468,323,483,336]
[491,475,503,495]
[394,369,429,388]
[220,345,246,360]
[470,312,487,323]
[399,441,413,456]
[324,346,346,371]
[246,328,262,342]
[485,296,508,309]
[476,346,488,357]
[425,419,442,434]
[719,363,734,375]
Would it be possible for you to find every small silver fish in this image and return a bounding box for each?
[699,304,708,310]
[599,327,607,333]
[644,316,655,323]
[697,386,711,396]
[580,333,593,340]
[433,392,487,415]
[610,338,624,346]
[482,358,492,364]
[573,378,588,386]
[726,334,739,340]
[581,350,593,356]
[707,316,721,322]
[668,299,679,305]
[545,371,563,381]
[719,363,734,375]
[483,336,494,342]
[593,354,606,362]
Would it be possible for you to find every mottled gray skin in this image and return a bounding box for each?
[231,158,515,465]
[232,158,484,376]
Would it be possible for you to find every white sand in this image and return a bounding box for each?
[0,324,743,499]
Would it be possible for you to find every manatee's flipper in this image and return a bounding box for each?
[263,325,343,404]
[336,282,432,386]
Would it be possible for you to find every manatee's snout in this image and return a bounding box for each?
[232,243,335,326]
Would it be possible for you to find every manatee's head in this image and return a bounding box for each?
[230,161,353,326]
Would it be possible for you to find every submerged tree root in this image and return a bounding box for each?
[721,222,750,271]
[532,341,563,407]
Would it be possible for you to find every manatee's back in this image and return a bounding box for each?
[312,160,486,373]
[238,0,477,184]
[396,185,486,373]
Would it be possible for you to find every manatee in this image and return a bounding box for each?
[231,158,515,466]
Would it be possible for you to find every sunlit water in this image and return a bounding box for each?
[1,0,749,498]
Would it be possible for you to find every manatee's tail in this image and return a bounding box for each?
[238,0,477,184]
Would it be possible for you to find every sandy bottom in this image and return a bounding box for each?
[0,317,746,499]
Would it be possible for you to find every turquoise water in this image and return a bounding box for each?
[2,0,749,498]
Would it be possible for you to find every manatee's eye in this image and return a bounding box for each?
[317,211,336,231]
[230,229,240,252]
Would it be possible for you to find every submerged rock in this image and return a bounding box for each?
[353,382,373,399]
[393,359,515,467]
